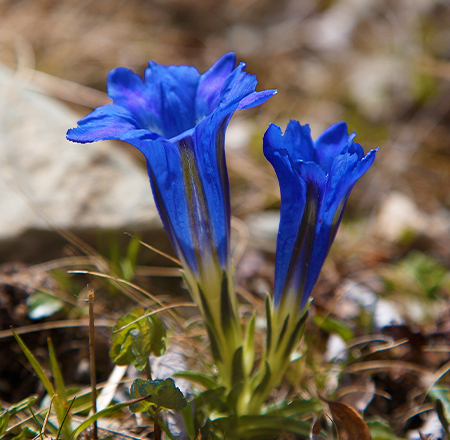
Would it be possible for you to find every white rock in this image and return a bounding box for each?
[306,0,377,52]
[375,192,427,242]
[374,299,404,328]
[375,191,450,243]
[245,210,280,253]
[0,65,161,255]
[346,55,410,121]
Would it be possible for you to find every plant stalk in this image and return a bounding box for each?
[88,289,98,440]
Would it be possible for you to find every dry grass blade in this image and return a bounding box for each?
[346,334,409,353]
[23,67,111,107]
[345,360,431,377]
[124,233,181,266]
[336,386,391,401]
[0,318,115,339]
[112,302,196,333]
[134,266,182,277]
[422,358,450,405]
[68,271,195,331]
[397,403,434,426]
[68,270,164,307]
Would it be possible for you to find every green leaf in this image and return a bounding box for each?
[194,387,227,413]
[243,313,256,377]
[26,292,64,320]
[11,426,38,440]
[313,314,354,342]
[5,396,37,417]
[226,382,243,412]
[120,236,141,281]
[231,347,244,387]
[436,399,450,439]
[129,378,187,412]
[70,400,133,440]
[430,385,450,420]
[0,411,10,436]
[12,330,71,436]
[367,419,403,440]
[180,402,196,440]
[429,385,450,437]
[12,329,55,398]
[213,414,310,439]
[110,307,166,371]
[48,339,72,439]
[264,398,322,417]
[173,371,217,390]
[47,339,68,403]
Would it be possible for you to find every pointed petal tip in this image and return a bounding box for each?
[66,127,93,144]
[364,146,378,164]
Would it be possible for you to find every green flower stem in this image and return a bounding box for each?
[183,266,243,392]
[154,409,162,440]
[246,297,308,414]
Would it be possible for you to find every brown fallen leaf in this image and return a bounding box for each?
[325,400,372,440]
[309,414,327,440]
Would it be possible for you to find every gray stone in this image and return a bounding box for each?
[0,65,161,261]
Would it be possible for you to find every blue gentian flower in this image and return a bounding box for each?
[67,53,275,279]
[264,120,377,310]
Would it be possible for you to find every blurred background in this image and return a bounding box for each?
[0,0,450,436]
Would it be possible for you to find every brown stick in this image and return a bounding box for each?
[88,289,98,440]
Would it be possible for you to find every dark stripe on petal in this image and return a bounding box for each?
[179,140,203,266]
[328,187,352,251]
[282,183,319,304]
[297,184,320,306]
[178,138,221,271]
[215,118,232,256]
[148,166,191,267]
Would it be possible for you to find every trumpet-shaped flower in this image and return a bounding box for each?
[67,53,275,279]
[67,53,275,389]
[264,120,377,310]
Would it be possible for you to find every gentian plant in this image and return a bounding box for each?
[67,52,275,393]
[67,53,377,439]
[246,120,378,413]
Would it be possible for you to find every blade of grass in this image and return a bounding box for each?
[12,328,55,397]
[12,329,67,434]
[48,339,68,404]
[70,396,149,440]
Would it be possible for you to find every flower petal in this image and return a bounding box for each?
[195,52,236,121]
[145,62,200,138]
[66,104,141,143]
[265,120,377,309]
[236,89,277,110]
[314,121,354,171]
[120,130,199,272]
[67,53,276,279]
